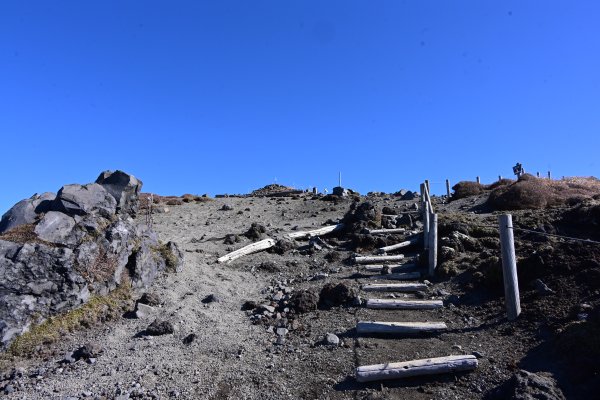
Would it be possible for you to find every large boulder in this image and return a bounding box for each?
[95,170,142,217]
[0,171,181,350]
[0,192,55,234]
[52,184,117,218]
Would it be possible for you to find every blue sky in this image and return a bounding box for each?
[1,1,599,213]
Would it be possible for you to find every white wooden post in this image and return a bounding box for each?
[498,214,521,320]
[445,179,451,198]
[425,179,430,194]
[428,213,438,277]
[423,202,430,250]
[419,183,425,207]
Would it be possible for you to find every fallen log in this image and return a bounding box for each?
[355,255,405,264]
[356,321,447,334]
[367,228,406,234]
[356,355,478,383]
[369,272,421,280]
[365,299,443,309]
[217,238,276,263]
[287,224,344,239]
[363,263,417,273]
[378,236,421,253]
[362,283,427,292]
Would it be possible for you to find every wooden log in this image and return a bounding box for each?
[356,355,478,383]
[498,214,521,320]
[217,238,276,263]
[354,255,405,264]
[287,224,344,239]
[363,263,417,273]
[361,283,427,292]
[365,299,443,309]
[428,213,438,277]
[356,321,447,334]
[378,236,420,253]
[369,272,422,281]
[367,228,406,234]
[423,202,430,250]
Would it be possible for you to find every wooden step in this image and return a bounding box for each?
[369,272,421,280]
[356,321,447,334]
[355,255,405,264]
[378,236,421,253]
[362,283,427,292]
[363,263,418,273]
[365,299,443,309]
[356,355,478,383]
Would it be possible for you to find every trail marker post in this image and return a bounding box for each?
[498,214,521,320]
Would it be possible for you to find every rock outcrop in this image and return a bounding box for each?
[0,170,182,349]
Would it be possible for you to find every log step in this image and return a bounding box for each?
[365,299,443,309]
[355,255,405,264]
[361,283,427,292]
[378,236,421,253]
[356,355,478,383]
[369,272,421,280]
[356,321,447,335]
[287,224,344,239]
[217,238,276,263]
[363,263,418,273]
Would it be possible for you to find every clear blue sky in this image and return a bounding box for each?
[2,1,599,213]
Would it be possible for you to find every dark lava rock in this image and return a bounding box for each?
[241,300,258,311]
[223,234,240,245]
[271,237,296,255]
[182,333,197,345]
[72,342,103,360]
[319,282,357,308]
[382,206,396,215]
[290,290,319,313]
[145,319,174,336]
[220,204,233,211]
[244,223,266,241]
[488,370,565,400]
[257,261,280,272]
[138,292,161,307]
[95,170,142,217]
[0,192,55,234]
[201,294,221,304]
[325,251,341,263]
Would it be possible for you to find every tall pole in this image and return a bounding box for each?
[498,214,521,321]
[339,171,342,187]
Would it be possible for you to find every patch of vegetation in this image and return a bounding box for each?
[152,242,178,272]
[451,181,485,200]
[0,223,62,247]
[4,281,133,359]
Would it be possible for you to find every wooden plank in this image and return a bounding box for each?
[365,299,443,309]
[356,355,478,383]
[369,272,421,281]
[363,263,417,273]
[217,238,276,263]
[367,228,406,234]
[499,214,521,320]
[362,283,427,292]
[354,255,405,264]
[378,236,420,253]
[287,224,344,239]
[356,321,447,334]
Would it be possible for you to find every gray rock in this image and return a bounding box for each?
[201,294,221,304]
[95,170,142,217]
[34,211,77,245]
[135,303,156,319]
[52,183,117,218]
[0,192,55,233]
[502,370,566,400]
[145,319,174,336]
[332,187,348,196]
[276,327,288,336]
[324,333,340,346]
[532,279,554,295]
[4,384,14,394]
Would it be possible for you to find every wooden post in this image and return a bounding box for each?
[425,179,430,194]
[419,183,425,207]
[547,171,551,179]
[476,176,481,184]
[498,175,502,181]
[428,213,438,277]
[287,223,344,239]
[361,283,427,292]
[445,179,451,198]
[536,172,540,178]
[217,238,276,263]
[498,214,521,320]
[423,202,430,250]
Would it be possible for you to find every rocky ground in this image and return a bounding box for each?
[1,184,599,399]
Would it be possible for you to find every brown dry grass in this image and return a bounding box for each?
[0,223,38,243]
[451,181,485,200]
[488,175,600,210]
